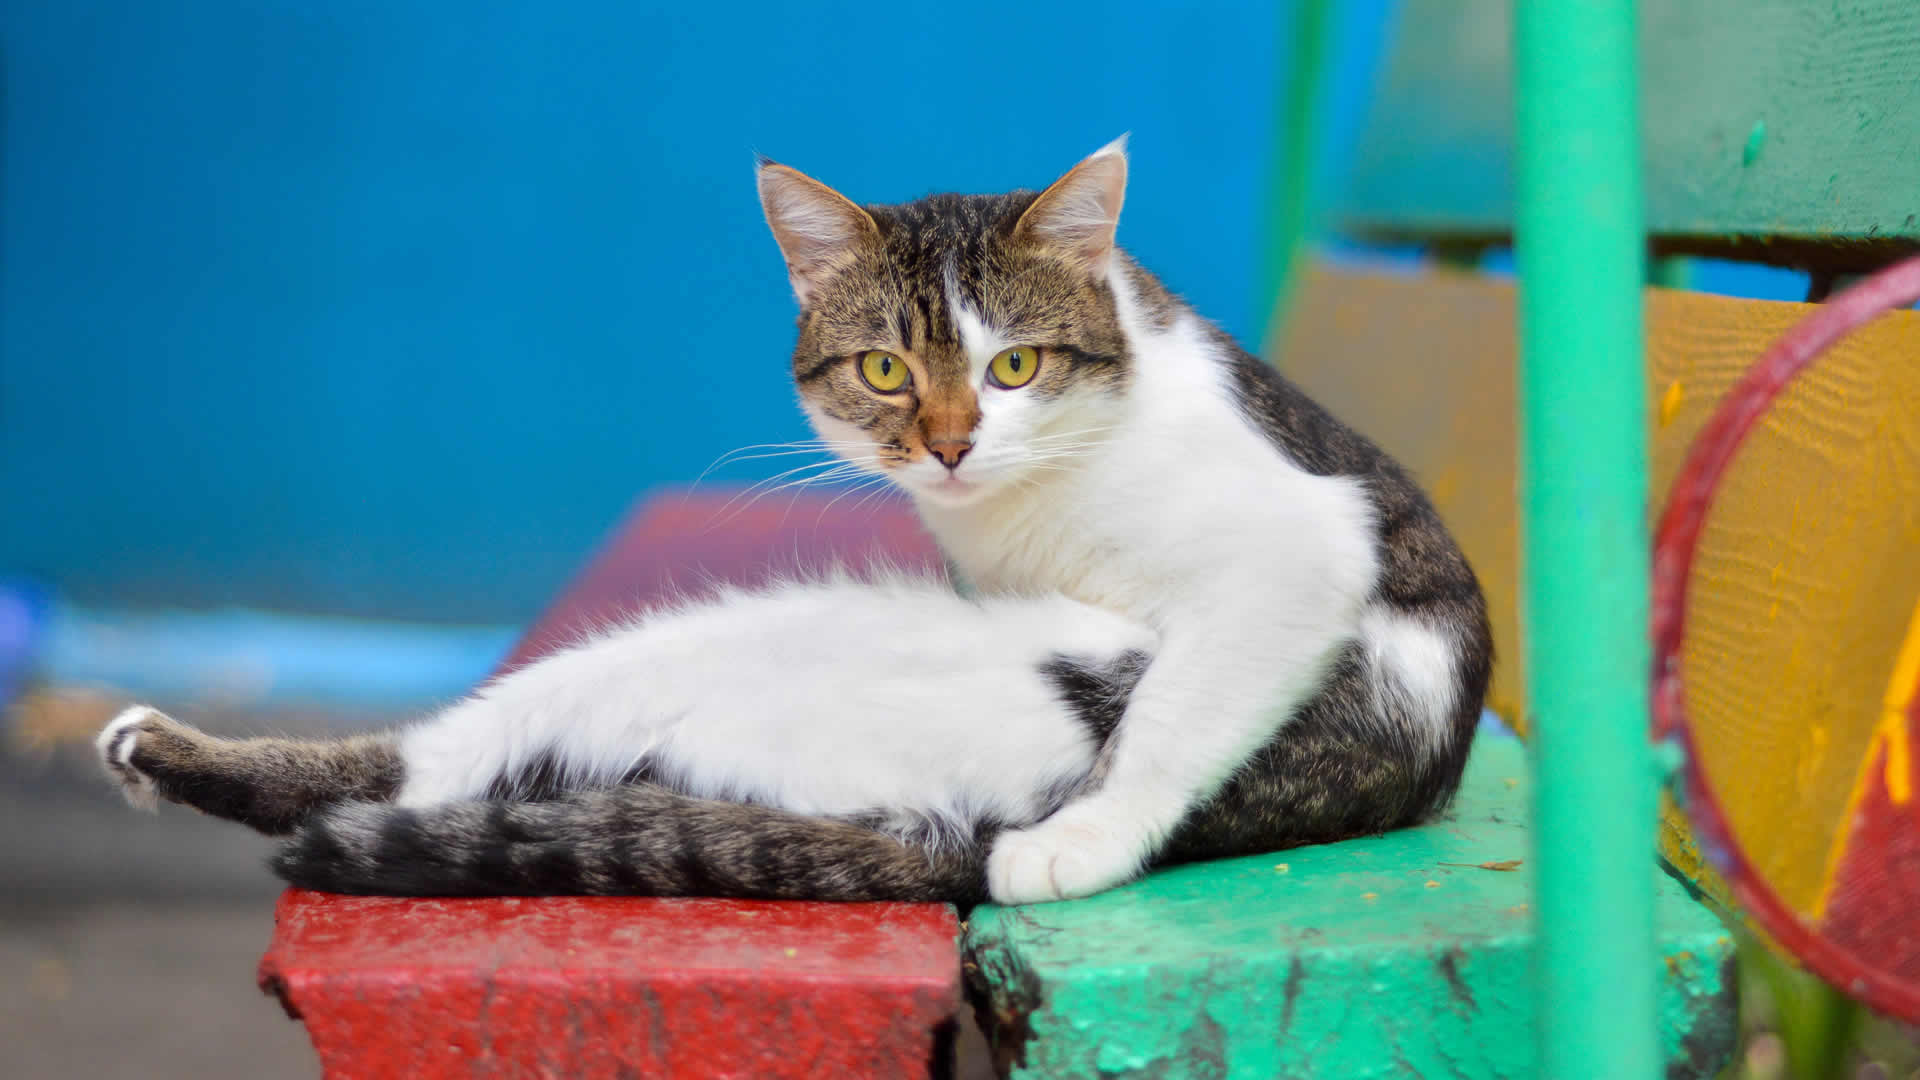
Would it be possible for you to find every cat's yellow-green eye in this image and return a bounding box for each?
[989,346,1040,389]
[858,350,909,393]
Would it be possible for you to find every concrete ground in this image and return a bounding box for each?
[2,901,316,1080]
[2,699,991,1079]
[3,703,322,1080]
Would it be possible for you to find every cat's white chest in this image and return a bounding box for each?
[922,462,1192,622]
[919,407,1378,634]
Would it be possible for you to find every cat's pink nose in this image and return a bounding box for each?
[928,441,972,470]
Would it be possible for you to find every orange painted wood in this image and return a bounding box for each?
[262,492,960,1078]
[1279,262,1920,911]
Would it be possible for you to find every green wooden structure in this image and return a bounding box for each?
[967,739,1733,1079]
[1346,1,1920,271]
[966,0,1920,1074]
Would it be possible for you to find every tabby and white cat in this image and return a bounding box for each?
[97,139,1490,906]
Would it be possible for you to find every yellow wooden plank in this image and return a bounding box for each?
[1279,263,1920,912]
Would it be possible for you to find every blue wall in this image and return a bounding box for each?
[3,3,1302,623]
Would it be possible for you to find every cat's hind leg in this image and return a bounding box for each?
[96,706,403,835]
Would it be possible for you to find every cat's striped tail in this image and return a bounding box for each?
[270,784,990,904]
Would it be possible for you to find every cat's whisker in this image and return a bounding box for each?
[689,439,873,489]
[691,448,867,486]
[814,473,897,524]
[1024,438,1103,454]
[773,466,890,531]
[1027,426,1117,448]
[707,460,885,529]
[703,460,873,528]
[845,478,903,518]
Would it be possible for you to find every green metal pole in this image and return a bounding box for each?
[1258,0,1336,356]
[1513,2,1657,1079]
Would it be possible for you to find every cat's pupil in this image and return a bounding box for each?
[1010,354,1023,371]
[881,357,892,375]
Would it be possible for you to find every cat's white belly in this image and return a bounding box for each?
[648,663,1098,837]
[395,578,1157,838]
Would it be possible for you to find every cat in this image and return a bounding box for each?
[97,137,1491,906]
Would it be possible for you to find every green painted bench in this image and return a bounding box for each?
[965,737,1734,1079]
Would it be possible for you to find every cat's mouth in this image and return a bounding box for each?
[906,469,990,505]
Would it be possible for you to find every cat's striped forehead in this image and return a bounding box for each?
[792,190,1130,405]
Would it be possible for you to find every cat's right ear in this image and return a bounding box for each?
[1013,135,1128,278]
[756,158,879,306]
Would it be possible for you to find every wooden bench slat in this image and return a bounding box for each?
[1342,0,1920,269]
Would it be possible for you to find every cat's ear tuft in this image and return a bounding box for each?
[1014,135,1129,276]
[756,160,879,306]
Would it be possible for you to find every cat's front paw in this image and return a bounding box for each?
[987,809,1150,905]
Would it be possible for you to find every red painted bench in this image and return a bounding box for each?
[258,492,964,1078]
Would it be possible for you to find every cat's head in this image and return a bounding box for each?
[757,140,1135,507]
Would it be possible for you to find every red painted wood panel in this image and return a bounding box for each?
[260,891,961,1078]
[262,491,960,1076]
[1821,704,1920,1010]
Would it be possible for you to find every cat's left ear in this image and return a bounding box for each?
[1013,135,1128,278]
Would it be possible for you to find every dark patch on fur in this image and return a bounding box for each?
[1039,648,1151,744]
[483,748,567,801]
[371,808,438,880]
[794,354,840,384]
[479,748,657,802]
[1025,644,1139,816]
[274,812,351,883]
[517,842,587,894]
